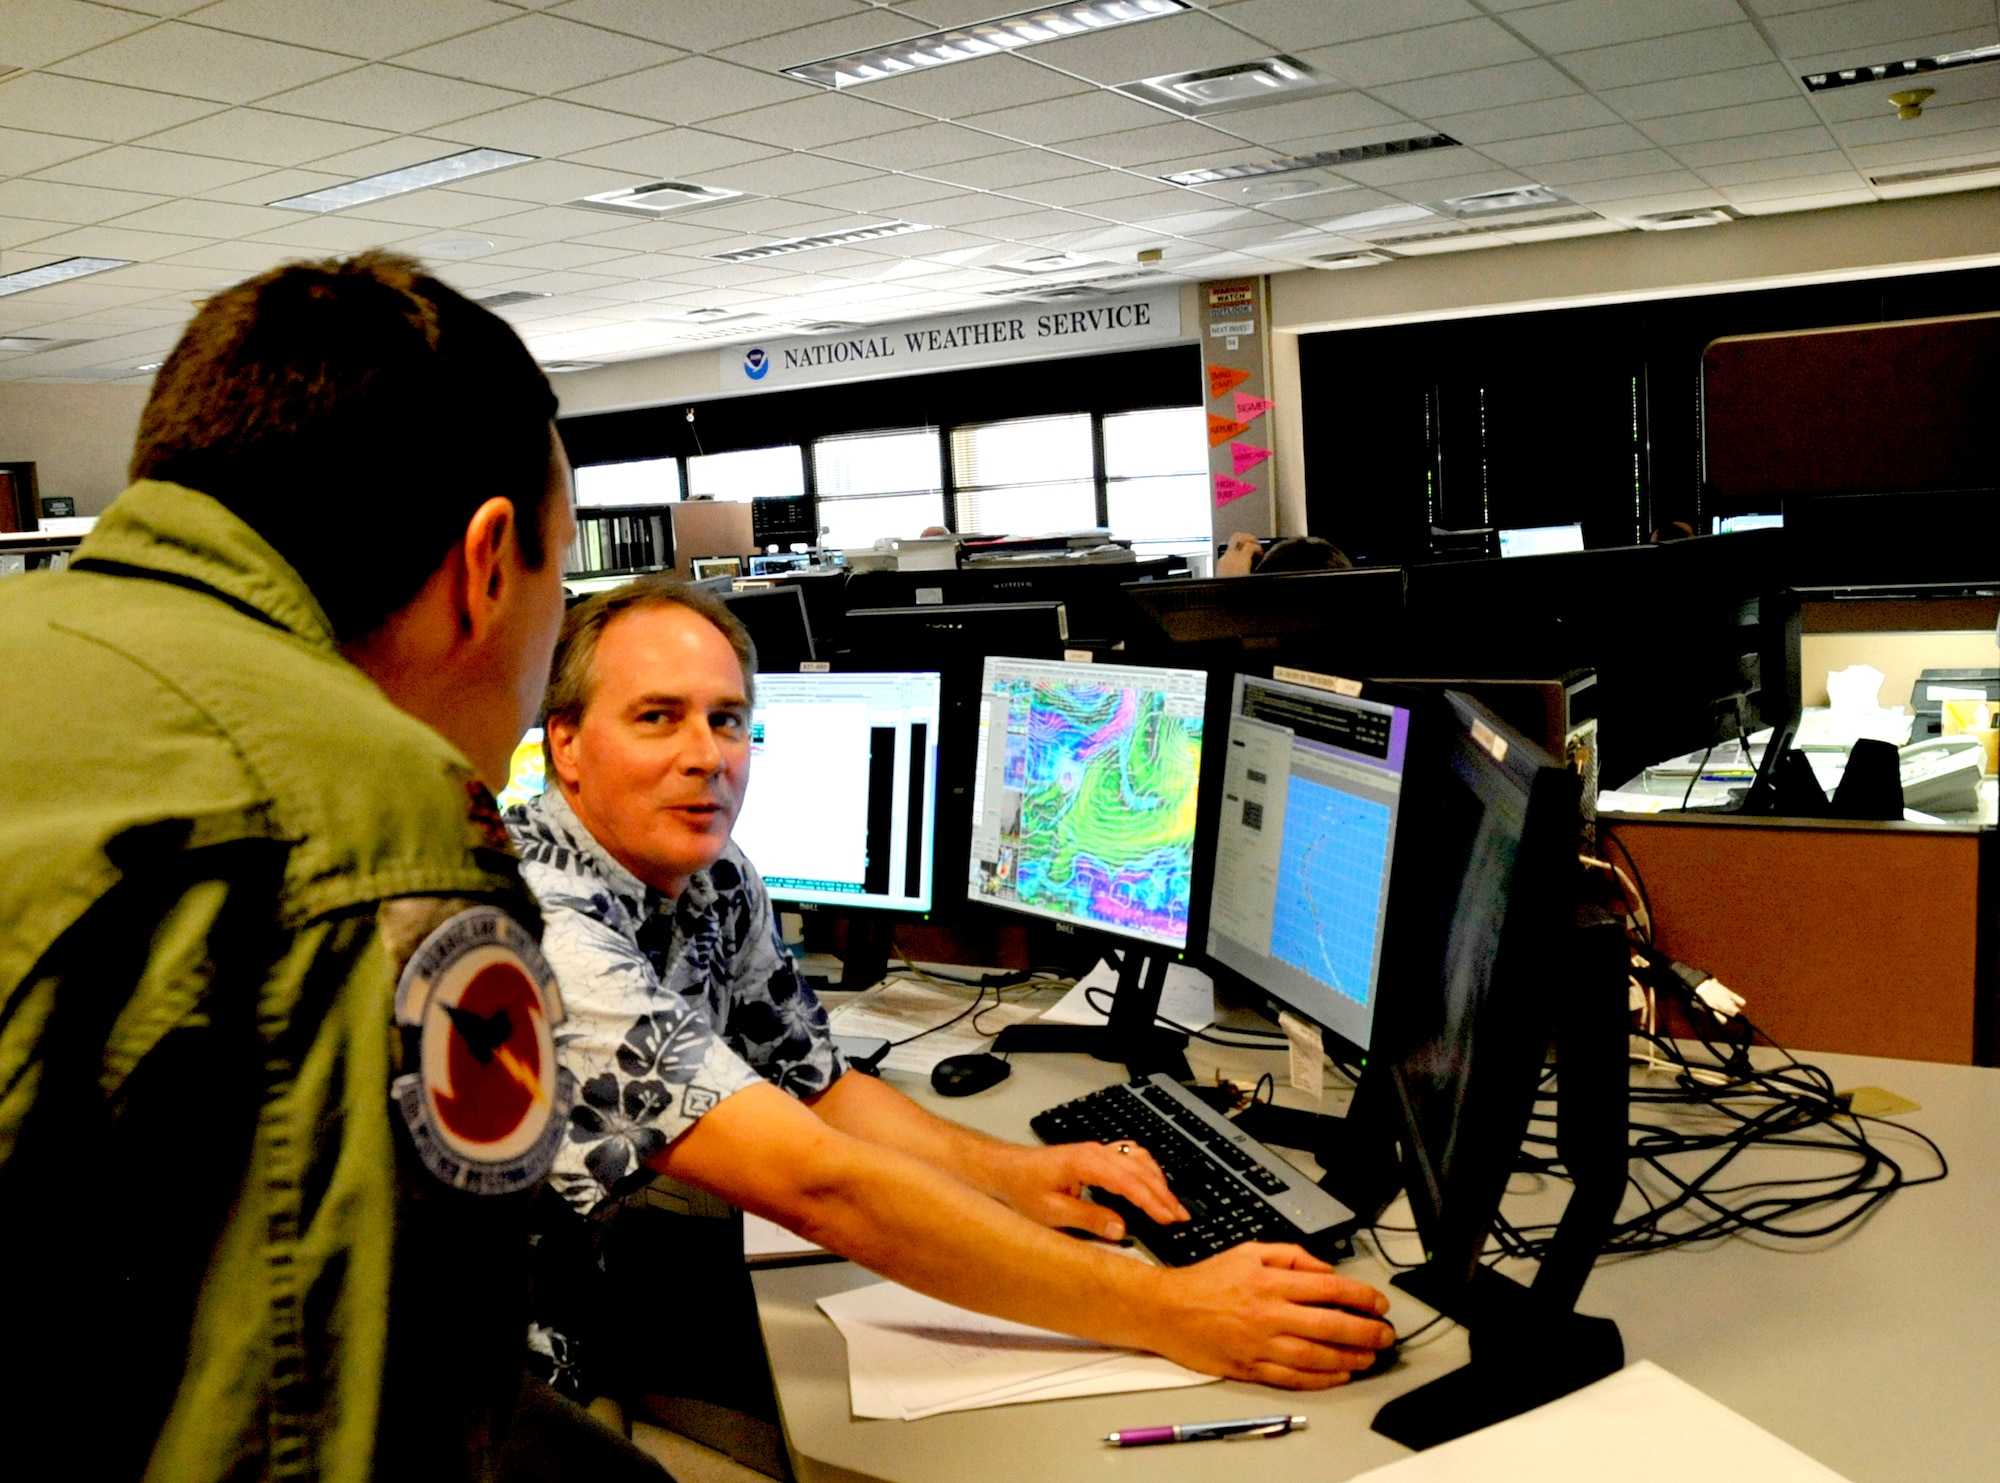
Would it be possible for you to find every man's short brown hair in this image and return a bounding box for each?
[541,577,757,770]
[131,251,558,640]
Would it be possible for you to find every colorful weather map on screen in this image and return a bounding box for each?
[973,662,1203,948]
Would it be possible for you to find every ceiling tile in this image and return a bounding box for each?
[1638,96,1820,145]
[100,198,296,237]
[0,178,164,226]
[448,202,620,239]
[422,157,635,205]
[184,0,519,61]
[32,144,266,193]
[783,173,967,213]
[328,188,523,230]
[1732,187,1876,215]
[16,223,213,259]
[1502,0,1749,54]
[1599,63,1803,121]
[1835,105,2000,151]
[161,240,317,273]
[652,197,836,234]
[434,97,661,156]
[1479,121,1657,165]
[1851,128,2000,169]
[258,65,529,134]
[133,108,391,165]
[1698,149,1858,185]
[249,215,434,251]
[566,127,784,179]
[51,22,357,104]
[1338,149,1520,189]
[1562,24,1780,91]
[200,167,346,205]
[0,125,106,175]
[1310,20,1535,89]
[477,240,634,270]
[1205,91,1415,148]
[549,0,866,54]
[718,10,937,71]
[966,91,1171,147]
[560,56,816,125]
[1759,0,1994,64]
[1669,124,1841,167]
[1559,168,1715,201]
[1067,121,1246,168]
[1724,170,1870,201]
[896,190,1037,226]
[6,0,159,70]
[707,151,880,196]
[705,91,916,150]
[1029,12,1276,86]
[1213,0,1482,52]
[1376,59,1582,118]
[913,149,1100,191]
[839,55,1089,120]
[394,13,678,94]
[1786,30,1993,78]
[1004,169,1179,209]
[821,122,1011,172]
[0,72,221,142]
[1533,147,1686,184]
[293,137,478,183]
[1432,92,1625,142]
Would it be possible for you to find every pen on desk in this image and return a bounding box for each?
[1103,1415,1307,1446]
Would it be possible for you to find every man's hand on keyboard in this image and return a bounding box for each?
[982,1140,1189,1242]
[1151,1243,1395,1389]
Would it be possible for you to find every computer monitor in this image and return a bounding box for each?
[496,726,546,812]
[973,654,1210,1075]
[1497,522,1585,558]
[668,501,754,578]
[1711,511,1783,534]
[717,584,815,672]
[842,602,1070,666]
[1367,690,1625,1450]
[730,671,941,920]
[1205,672,1412,1060]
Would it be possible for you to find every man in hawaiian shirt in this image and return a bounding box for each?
[507,578,1395,1420]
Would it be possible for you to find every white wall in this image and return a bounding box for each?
[0,381,149,516]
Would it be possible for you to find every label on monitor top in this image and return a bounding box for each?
[1273,665,1363,698]
[915,587,944,605]
[1470,719,1510,763]
[799,661,831,672]
[1062,649,1093,664]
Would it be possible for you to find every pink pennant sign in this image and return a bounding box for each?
[1234,392,1275,421]
[1231,442,1272,475]
[1213,474,1257,506]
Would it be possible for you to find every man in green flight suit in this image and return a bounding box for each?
[0,253,662,1481]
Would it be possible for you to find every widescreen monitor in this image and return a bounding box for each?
[967,655,1206,950]
[1205,673,1412,1058]
[1496,522,1584,558]
[732,671,941,914]
[1712,512,1784,534]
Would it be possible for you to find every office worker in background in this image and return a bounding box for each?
[0,254,666,1482]
[505,578,1396,1425]
[1218,531,1355,575]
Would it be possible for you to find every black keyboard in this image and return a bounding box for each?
[1031,1073,1358,1266]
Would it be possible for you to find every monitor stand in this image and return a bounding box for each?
[1370,906,1630,1451]
[836,917,895,992]
[1227,1072,1402,1224]
[991,946,1192,1081]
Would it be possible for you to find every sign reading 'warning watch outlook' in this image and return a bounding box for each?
[721,288,1183,393]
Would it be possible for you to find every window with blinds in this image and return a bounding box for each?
[813,428,946,550]
[574,457,681,507]
[1102,407,1209,561]
[686,445,805,502]
[948,413,1097,537]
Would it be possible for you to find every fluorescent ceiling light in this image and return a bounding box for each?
[0,256,132,297]
[0,336,52,350]
[1438,185,1569,218]
[1164,134,1460,187]
[270,148,532,213]
[474,290,552,309]
[420,236,495,258]
[1129,56,1324,113]
[1635,207,1736,231]
[1803,43,2000,92]
[1871,159,2000,186]
[707,220,931,262]
[992,251,1111,275]
[572,180,744,217]
[785,1,1188,89]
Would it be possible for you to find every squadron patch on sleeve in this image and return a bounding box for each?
[391,906,575,1195]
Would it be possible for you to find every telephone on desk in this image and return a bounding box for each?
[1897,736,1986,815]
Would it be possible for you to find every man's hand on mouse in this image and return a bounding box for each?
[1144,1244,1395,1389]
[973,1139,1187,1241]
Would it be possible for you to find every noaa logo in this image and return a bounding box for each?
[743,347,769,380]
[392,906,573,1196]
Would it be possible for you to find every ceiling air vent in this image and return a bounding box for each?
[1870,160,2000,186]
[1635,206,1737,230]
[1164,134,1459,188]
[572,180,745,217]
[1437,185,1571,218]
[1304,251,1392,269]
[474,290,552,308]
[1129,56,1327,114]
[707,220,930,262]
[539,361,603,373]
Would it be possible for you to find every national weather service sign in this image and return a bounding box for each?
[721,288,1182,392]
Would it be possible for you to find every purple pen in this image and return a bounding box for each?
[1104,1415,1307,1446]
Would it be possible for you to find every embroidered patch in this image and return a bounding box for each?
[392,906,574,1195]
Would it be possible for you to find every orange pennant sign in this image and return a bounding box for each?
[1207,364,1252,400]
[1207,413,1251,447]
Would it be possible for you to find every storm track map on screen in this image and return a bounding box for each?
[969,657,1206,949]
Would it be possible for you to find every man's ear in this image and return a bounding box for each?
[458,496,520,638]
[546,711,582,789]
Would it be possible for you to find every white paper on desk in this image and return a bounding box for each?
[1595,790,1674,815]
[1039,958,1214,1031]
[1794,705,1912,749]
[742,1211,827,1263]
[816,1280,1216,1421]
[825,979,1047,1076]
[1347,1361,1853,1482]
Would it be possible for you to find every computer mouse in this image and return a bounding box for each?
[1319,1305,1399,1379]
[930,1053,1012,1098]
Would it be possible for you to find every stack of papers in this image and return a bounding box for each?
[816,1280,1217,1420]
[1040,958,1215,1031]
[825,979,1048,1075]
[1349,1361,1853,1481]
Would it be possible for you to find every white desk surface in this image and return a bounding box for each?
[752,1034,2000,1483]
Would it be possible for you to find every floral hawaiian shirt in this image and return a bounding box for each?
[506,786,845,1214]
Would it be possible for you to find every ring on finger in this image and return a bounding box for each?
[1116,1142,1132,1155]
